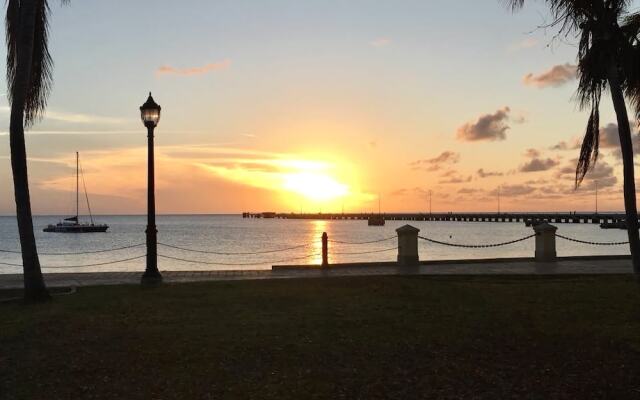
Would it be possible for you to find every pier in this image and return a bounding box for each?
[242,212,630,225]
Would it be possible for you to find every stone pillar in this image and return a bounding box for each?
[533,222,557,262]
[396,225,420,266]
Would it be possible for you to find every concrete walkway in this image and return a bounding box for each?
[0,256,633,289]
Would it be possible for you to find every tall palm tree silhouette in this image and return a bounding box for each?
[6,0,69,301]
[507,0,640,276]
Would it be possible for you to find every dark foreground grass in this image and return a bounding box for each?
[2,275,640,399]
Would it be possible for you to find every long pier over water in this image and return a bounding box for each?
[243,212,629,225]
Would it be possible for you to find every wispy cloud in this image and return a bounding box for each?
[0,129,205,136]
[45,110,126,124]
[410,151,460,172]
[477,168,503,178]
[508,37,539,51]
[523,63,577,88]
[489,184,535,197]
[35,144,374,208]
[156,59,231,77]
[370,38,392,47]
[0,106,125,125]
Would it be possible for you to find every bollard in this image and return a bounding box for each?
[533,222,557,262]
[322,232,328,267]
[396,225,420,266]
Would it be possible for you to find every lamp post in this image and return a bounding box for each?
[140,92,162,285]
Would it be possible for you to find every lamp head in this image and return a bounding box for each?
[140,92,161,128]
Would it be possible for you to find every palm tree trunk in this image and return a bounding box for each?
[608,65,640,276]
[10,0,49,301]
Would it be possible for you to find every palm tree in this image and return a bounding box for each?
[6,0,68,301]
[507,0,640,276]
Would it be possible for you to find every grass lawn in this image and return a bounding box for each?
[2,275,640,399]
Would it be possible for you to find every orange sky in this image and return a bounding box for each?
[0,1,635,215]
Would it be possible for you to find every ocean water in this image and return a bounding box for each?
[0,215,630,274]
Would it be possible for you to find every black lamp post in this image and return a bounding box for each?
[140,92,162,285]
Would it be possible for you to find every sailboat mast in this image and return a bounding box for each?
[76,151,79,220]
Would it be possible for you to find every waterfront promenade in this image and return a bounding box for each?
[0,256,632,289]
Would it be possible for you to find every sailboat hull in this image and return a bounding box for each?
[43,224,109,233]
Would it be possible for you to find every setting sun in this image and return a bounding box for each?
[282,171,348,202]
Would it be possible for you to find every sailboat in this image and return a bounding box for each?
[43,152,109,233]
[368,194,385,226]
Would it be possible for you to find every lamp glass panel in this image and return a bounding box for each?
[141,109,160,125]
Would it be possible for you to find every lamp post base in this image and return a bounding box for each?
[141,270,163,286]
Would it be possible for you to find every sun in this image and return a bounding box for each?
[282,171,349,202]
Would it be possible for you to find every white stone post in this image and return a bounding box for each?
[533,222,557,262]
[396,225,420,266]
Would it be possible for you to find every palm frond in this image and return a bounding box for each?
[24,0,53,127]
[6,0,70,127]
[6,0,20,109]
[575,94,601,187]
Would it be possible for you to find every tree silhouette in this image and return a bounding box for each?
[507,0,640,276]
[6,0,69,301]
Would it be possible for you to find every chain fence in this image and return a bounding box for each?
[157,242,311,255]
[0,255,146,269]
[0,243,145,256]
[0,227,630,271]
[328,236,396,245]
[418,234,537,248]
[554,233,629,246]
[330,246,398,255]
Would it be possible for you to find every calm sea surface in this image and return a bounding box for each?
[0,215,630,274]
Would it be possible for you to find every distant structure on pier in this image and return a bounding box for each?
[242,211,631,226]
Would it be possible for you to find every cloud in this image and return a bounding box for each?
[524,148,540,158]
[410,151,460,171]
[555,158,618,189]
[391,187,428,198]
[370,38,392,47]
[522,63,577,88]
[439,170,472,184]
[458,187,484,194]
[35,144,376,213]
[519,148,559,172]
[549,140,572,151]
[520,158,559,172]
[598,122,640,150]
[0,129,204,136]
[550,123,640,161]
[509,37,538,51]
[477,168,503,178]
[456,107,511,142]
[0,106,124,125]
[156,59,231,76]
[489,184,535,197]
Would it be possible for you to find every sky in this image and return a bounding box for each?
[0,0,638,215]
